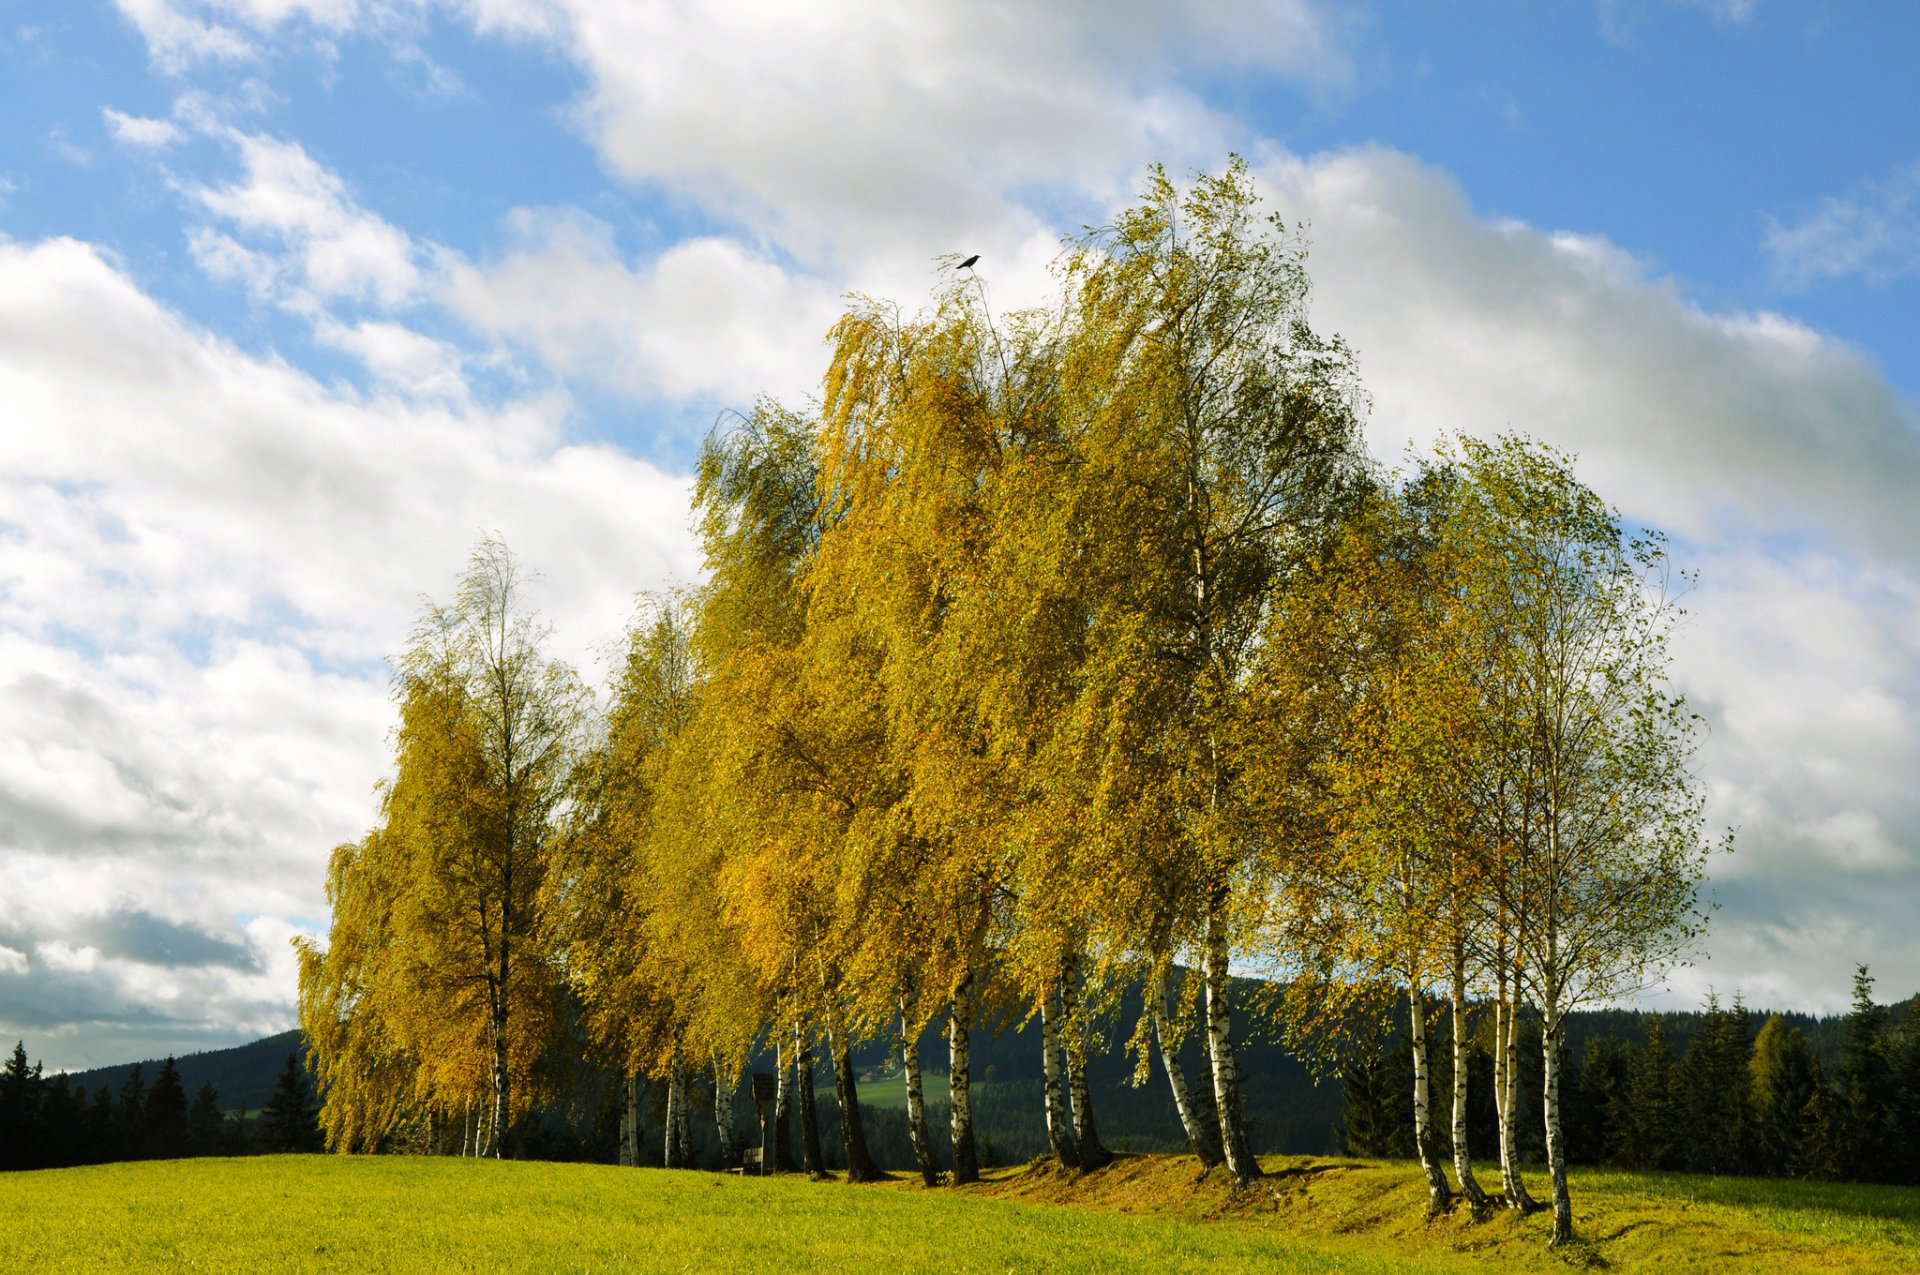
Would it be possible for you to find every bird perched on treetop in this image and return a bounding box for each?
[957,254,979,270]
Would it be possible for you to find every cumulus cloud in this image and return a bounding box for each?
[1247,146,1920,1010]
[187,129,423,310]
[443,208,843,406]
[0,235,697,1064]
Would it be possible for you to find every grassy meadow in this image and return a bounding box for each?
[5,1152,1916,1274]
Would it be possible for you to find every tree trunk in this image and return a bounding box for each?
[773,1040,795,1173]
[490,990,510,1160]
[712,1054,736,1169]
[1543,1007,1573,1246]
[1040,983,1081,1169]
[1496,971,1537,1210]
[1153,971,1224,1166]
[1450,952,1489,1210]
[1409,983,1453,1216]
[1203,909,1260,1186]
[950,985,979,1184]
[829,1026,882,1182]
[901,1002,939,1186]
[663,1066,684,1169]
[796,1025,825,1178]
[619,1073,639,1167]
[676,1064,695,1168]
[1061,960,1109,1169]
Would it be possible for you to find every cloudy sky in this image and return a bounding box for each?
[0,1,1915,1069]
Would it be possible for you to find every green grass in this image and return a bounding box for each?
[4,1153,1915,1273]
[823,1070,951,1108]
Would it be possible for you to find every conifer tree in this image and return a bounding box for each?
[188,1082,226,1156]
[0,1041,43,1170]
[261,1052,321,1153]
[144,1057,189,1159]
[1837,966,1894,1181]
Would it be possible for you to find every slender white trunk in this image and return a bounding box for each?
[901,1002,938,1186]
[1040,983,1081,1169]
[795,1024,824,1178]
[1409,983,1452,1215]
[1153,972,1224,1166]
[1061,959,1108,1170]
[949,985,978,1184]
[773,1041,794,1173]
[1203,910,1259,1186]
[1494,960,1536,1209]
[619,1073,639,1167]
[663,1067,683,1168]
[1542,1005,1572,1246]
[712,1054,736,1168]
[1450,953,1488,1209]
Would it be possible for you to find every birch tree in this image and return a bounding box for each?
[1458,436,1721,1246]
[1048,158,1366,1187]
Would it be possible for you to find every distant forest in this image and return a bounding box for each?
[0,1042,319,1170]
[5,972,1914,1185]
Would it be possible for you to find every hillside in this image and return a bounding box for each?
[50,986,1909,1163]
[4,1153,1915,1273]
[58,1030,305,1114]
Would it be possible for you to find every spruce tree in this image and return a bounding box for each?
[1617,1015,1677,1169]
[261,1053,321,1153]
[1838,966,1894,1181]
[1678,996,1751,1174]
[1572,1035,1629,1164]
[188,1082,226,1157]
[144,1057,190,1160]
[0,1040,45,1170]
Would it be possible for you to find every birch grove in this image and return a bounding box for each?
[294,162,1718,1248]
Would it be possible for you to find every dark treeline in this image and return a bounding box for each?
[0,1043,320,1170]
[1347,968,1920,1185]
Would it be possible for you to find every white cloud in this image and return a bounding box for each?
[103,108,186,149]
[1765,161,1920,290]
[0,946,26,976]
[314,317,470,403]
[188,129,423,310]
[444,209,844,405]
[1248,146,1920,1010]
[0,235,698,1055]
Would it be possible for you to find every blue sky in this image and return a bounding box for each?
[0,0,1916,1067]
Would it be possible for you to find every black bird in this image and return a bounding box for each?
[957,254,980,270]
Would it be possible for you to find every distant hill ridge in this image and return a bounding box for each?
[59,1029,305,1114]
[47,992,1893,1152]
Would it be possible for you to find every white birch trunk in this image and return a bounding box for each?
[1409,983,1453,1215]
[712,1054,736,1169]
[663,1066,683,1168]
[1040,984,1081,1169]
[1153,972,1224,1166]
[1450,954,1488,1208]
[795,1024,824,1178]
[1203,910,1260,1186]
[773,1040,794,1173]
[950,987,979,1184]
[619,1073,639,1167]
[901,1002,938,1186]
[1542,1006,1572,1246]
[1061,960,1108,1170]
[1494,962,1536,1209]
